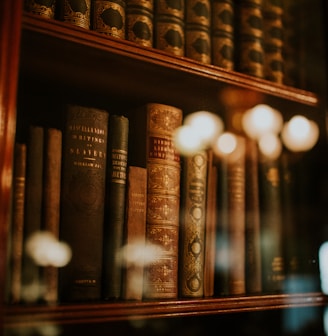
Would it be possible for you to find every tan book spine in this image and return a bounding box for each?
[122,166,147,301]
[128,103,182,299]
[42,128,62,303]
[179,150,208,298]
[9,143,27,303]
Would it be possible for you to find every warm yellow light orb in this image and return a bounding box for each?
[173,125,204,156]
[258,133,282,160]
[214,132,237,155]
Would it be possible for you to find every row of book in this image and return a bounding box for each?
[7,102,318,304]
[25,0,305,87]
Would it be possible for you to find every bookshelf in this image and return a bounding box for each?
[1,1,328,335]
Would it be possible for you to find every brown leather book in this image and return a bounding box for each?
[122,166,147,301]
[59,104,109,302]
[24,0,56,19]
[128,102,182,299]
[179,150,208,298]
[59,0,91,29]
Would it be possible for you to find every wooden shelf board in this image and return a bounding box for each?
[4,293,328,328]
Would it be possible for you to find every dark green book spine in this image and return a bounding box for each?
[59,104,108,302]
[102,115,129,299]
[258,155,285,293]
[60,0,91,29]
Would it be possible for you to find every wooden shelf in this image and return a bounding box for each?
[4,293,328,328]
[20,13,319,112]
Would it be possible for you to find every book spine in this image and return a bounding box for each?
[126,0,154,47]
[130,103,182,299]
[211,0,234,69]
[262,0,283,83]
[179,150,208,298]
[21,125,44,302]
[245,138,262,294]
[154,0,185,56]
[24,0,57,19]
[92,0,126,39]
[236,0,264,78]
[185,0,211,64]
[60,0,91,29]
[122,166,147,301]
[59,105,108,302]
[227,136,246,295]
[42,128,62,303]
[102,114,129,299]
[203,150,217,297]
[9,143,27,303]
[258,155,285,293]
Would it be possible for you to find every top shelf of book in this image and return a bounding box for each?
[20,13,318,112]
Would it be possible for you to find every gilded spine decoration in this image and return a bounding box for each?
[179,150,208,297]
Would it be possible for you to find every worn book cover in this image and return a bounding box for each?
[128,102,182,299]
[59,104,108,302]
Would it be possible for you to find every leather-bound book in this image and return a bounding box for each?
[42,128,62,303]
[126,0,154,47]
[235,0,264,78]
[122,166,147,301]
[59,0,91,29]
[92,0,126,39]
[258,154,285,293]
[211,0,234,69]
[24,0,56,19]
[185,0,211,64]
[102,114,129,299]
[154,0,185,56]
[9,143,27,303]
[128,103,182,299]
[59,104,108,302]
[263,0,283,83]
[179,150,208,298]
[21,125,44,302]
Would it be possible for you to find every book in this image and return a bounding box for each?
[262,0,284,83]
[235,0,265,78]
[60,0,91,29]
[92,0,126,39]
[102,114,129,300]
[203,149,217,297]
[211,0,234,69]
[128,102,182,299]
[42,128,62,303]
[258,154,285,293]
[21,125,44,302]
[179,150,208,298]
[122,166,147,301]
[126,0,154,47]
[9,143,27,303]
[24,0,56,19]
[59,104,109,302]
[185,0,211,64]
[244,138,262,294]
[154,0,185,56]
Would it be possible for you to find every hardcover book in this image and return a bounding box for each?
[122,166,147,301]
[185,0,211,64]
[59,104,109,302]
[126,0,154,47]
[211,0,234,69]
[42,128,62,303]
[9,143,27,303]
[24,0,56,19]
[60,0,91,29]
[102,114,129,299]
[128,102,182,299]
[92,0,126,39]
[179,150,208,298]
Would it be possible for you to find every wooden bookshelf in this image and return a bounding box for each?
[1,1,328,335]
